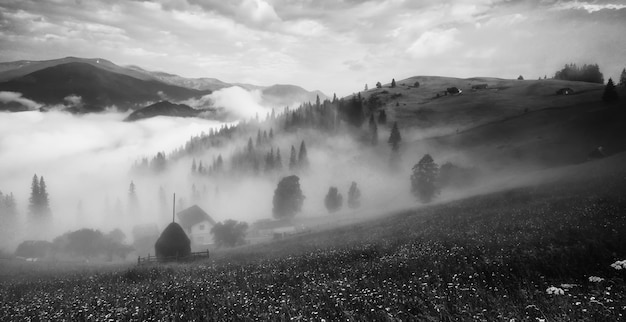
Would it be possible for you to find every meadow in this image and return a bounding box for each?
[1,156,626,321]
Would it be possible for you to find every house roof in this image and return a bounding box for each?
[176,205,216,230]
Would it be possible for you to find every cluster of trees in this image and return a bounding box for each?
[554,63,604,84]
[15,228,132,260]
[132,152,167,174]
[0,190,17,217]
[324,182,361,213]
[28,174,51,219]
[410,155,479,203]
[602,78,620,103]
[230,139,310,175]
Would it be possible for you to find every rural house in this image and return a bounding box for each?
[176,205,216,246]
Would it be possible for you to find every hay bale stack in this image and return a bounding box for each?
[154,222,191,260]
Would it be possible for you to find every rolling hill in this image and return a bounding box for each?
[125,101,210,121]
[0,62,210,112]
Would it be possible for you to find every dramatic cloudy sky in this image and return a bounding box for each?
[0,0,625,95]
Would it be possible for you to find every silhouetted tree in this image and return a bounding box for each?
[554,63,604,84]
[275,148,283,171]
[324,187,343,213]
[289,145,297,171]
[247,137,254,153]
[376,82,382,89]
[391,78,396,88]
[619,68,626,86]
[298,141,309,169]
[272,175,305,220]
[191,159,197,173]
[411,154,439,203]
[517,75,524,80]
[128,181,139,215]
[603,78,619,102]
[388,122,401,152]
[414,81,420,88]
[364,84,368,91]
[378,109,387,125]
[28,174,40,217]
[347,181,361,209]
[369,114,378,145]
[211,219,248,247]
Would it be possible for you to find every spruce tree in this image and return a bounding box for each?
[128,181,139,215]
[191,159,197,173]
[247,137,254,153]
[347,181,361,209]
[275,148,283,171]
[378,109,387,125]
[411,154,440,203]
[388,122,401,152]
[298,141,309,169]
[256,130,262,147]
[369,114,378,146]
[619,68,626,86]
[28,174,40,216]
[602,78,619,102]
[289,145,297,171]
[391,78,396,88]
[39,176,50,216]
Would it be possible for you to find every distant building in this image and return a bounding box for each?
[556,88,574,95]
[176,205,216,246]
[446,87,462,95]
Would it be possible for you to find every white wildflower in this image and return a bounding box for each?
[610,260,626,270]
[546,286,565,295]
[589,276,604,282]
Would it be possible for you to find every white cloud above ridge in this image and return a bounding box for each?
[0,0,625,95]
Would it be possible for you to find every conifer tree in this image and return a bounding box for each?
[369,114,378,146]
[391,78,396,88]
[198,161,204,174]
[128,181,139,214]
[289,145,298,171]
[275,148,283,171]
[364,84,368,91]
[378,109,387,125]
[348,182,361,209]
[247,137,254,153]
[269,129,274,140]
[28,174,40,216]
[602,78,619,102]
[191,159,197,173]
[619,68,626,86]
[39,176,50,216]
[388,121,401,152]
[298,141,309,169]
[256,130,262,147]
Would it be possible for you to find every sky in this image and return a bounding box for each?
[0,0,625,96]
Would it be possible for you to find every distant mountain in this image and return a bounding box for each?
[0,62,209,112]
[125,101,207,121]
[261,84,328,107]
[125,65,232,91]
[0,56,328,115]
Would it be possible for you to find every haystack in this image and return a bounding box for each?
[154,222,191,260]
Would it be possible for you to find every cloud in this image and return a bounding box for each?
[0,91,42,110]
[553,1,626,13]
[406,28,461,58]
[182,86,270,120]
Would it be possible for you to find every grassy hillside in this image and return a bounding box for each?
[2,153,625,321]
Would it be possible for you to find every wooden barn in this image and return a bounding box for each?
[176,205,216,247]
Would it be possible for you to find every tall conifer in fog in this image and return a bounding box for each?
[128,181,139,215]
[39,176,50,216]
[289,145,297,171]
[298,141,309,169]
[411,154,439,203]
[275,148,283,171]
[602,78,619,103]
[348,181,361,209]
[28,174,40,216]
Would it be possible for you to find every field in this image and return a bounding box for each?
[1,154,625,321]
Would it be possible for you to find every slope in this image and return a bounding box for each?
[0,62,210,111]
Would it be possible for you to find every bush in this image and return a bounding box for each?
[211,220,248,247]
[324,187,343,213]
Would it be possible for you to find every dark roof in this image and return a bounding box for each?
[176,205,216,230]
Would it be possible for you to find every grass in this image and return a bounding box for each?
[2,159,626,321]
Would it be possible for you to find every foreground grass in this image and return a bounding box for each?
[2,166,626,321]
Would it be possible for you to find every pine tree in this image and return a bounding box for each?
[388,122,401,152]
[28,174,40,216]
[602,78,619,102]
[298,141,309,169]
[269,128,274,140]
[198,161,204,174]
[619,68,626,86]
[411,154,440,203]
[247,137,254,153]
[391,78,396,88]
[364,84,368,91]
[191,159,197,173]
[275,148,283,171]
[378,109,387,125]
[316,95,321,108]
[256,130,262,147]
[39,176,50,216]
[128,181,139,215]
[289,145,297,171]
[369,114,378,146]
[347,182,361,209]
